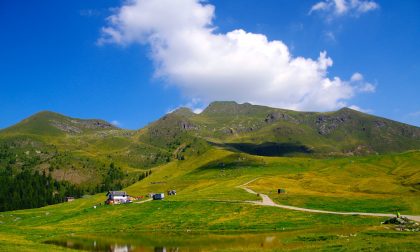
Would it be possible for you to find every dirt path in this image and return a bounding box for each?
[134,198,152,204]
[238,178,420,222]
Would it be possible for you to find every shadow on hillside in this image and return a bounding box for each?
[191,153,265,173]
[211,142,312,157]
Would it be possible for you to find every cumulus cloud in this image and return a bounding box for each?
[348,105,372,113]
[350,72,376,93]
[167,98,205,115]
[310,0,379,19]
[100,0,375,111]
[111,120,121,127]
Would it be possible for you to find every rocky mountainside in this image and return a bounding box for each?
[0,111,120,137]
[1,102,419,189]
[140,101,420,156]
[0,111,160,191]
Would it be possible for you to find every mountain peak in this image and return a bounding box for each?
[338,107,356,112]
[170,107,195,118]
[202,101,270,116]
[1,110,117,136]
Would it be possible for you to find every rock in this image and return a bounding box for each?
[50,120,82,134]
[265,112,298,124]
[374,120,387,128]
[315,114,351,135]
[80,120,114,129]
[382,216,419,232]
[179,120,198,131]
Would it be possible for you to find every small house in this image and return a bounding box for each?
[65,197,75,202]
[277,188,286,194]
[106,191,129,204]
[153,193,165,200]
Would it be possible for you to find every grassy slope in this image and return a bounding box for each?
[1,149,419,251]
[184,102,420,155]
[2,102,420,187]
[0,111,169,188]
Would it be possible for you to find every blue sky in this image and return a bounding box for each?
[0,0,419,129]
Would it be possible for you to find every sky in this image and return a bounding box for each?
[0,0,419,129]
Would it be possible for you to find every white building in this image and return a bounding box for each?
[106,191,129,204]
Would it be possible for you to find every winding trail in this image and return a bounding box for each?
[238,178,420,222]
[134,198,152,204]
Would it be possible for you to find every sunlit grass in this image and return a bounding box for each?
[0,149,419,250]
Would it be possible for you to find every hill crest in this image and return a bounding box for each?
[1,110,118,136]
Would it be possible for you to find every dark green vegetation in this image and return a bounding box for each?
[0,169,82,211]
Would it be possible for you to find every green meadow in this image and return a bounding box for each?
[1,149,419,251]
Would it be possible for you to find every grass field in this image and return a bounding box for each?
[0,149,419,251]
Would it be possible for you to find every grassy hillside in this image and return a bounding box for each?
[0,111,122,137]
[0,112,164,211]
[0,103,419,212]
[0,150,419,251]
[0,111,171,183]
[145,101,420,156]
[125,149,420,214]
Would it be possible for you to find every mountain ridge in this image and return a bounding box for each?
[0,101,419,211]
[2,102,419,156]
[0,110,119,137]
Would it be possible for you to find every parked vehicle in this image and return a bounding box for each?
[153,193,165,200]
[168,190,177,195]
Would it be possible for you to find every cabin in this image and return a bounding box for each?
[65,197,75,202]
[153,193,165,200]
[277,188,286,194]
[106,191,130,204]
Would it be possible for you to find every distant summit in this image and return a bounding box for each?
[161,101,420,156]
[0,110,117,137]
[201,101,272,116]
[170,107,195,118]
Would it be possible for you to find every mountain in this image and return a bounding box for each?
[140,101,420,156]
[0,111,154,194]
[2,104,420,177]
[0,111,118,137]
[0,102,419,211]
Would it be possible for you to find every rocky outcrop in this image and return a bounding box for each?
[265,112,298,124]
[179,120,198,131]
[382,216,420,232]
[75,120,114,129]
[50,119,115,134]
[315,114,352,135]
[374,120,387,128]
[50,120,82,134]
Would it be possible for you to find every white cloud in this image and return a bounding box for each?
[167,98,205,115]
[100,0,375,111]
[350,72,363,81]
[350,72,376,93]
[193,108,203,114]
[348,105,372,113]
[324,31,336,42]
[310,0,379,19]
[111,120,121,127]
